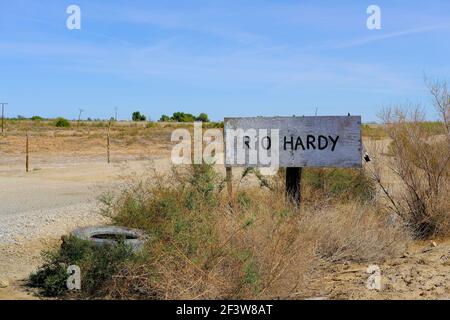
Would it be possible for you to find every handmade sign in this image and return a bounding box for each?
[224,116,362,168]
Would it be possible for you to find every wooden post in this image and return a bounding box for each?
[1,103,6,133]
[107,124,111,164]
[26,131,29,172]
[286,167,302,206]
[226,166,233,198]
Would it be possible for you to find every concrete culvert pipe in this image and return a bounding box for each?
[71,226,148,252]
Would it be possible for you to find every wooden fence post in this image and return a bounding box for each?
[107,122,111,164]
[226,166,233,198]
[286,167,302,206]
[26,131,29,172]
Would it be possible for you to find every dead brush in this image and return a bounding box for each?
[367,79,450,239]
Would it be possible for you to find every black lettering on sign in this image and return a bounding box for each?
[284,136,293,150]
[318,135,328,150]
[261,136,271,150]
[282,135,340,151]
[329,135,339,151]
[306,135,316,150]
[295,137,305,150]
[244,136,250,149]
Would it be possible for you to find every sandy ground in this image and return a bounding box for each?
[300,239,450,300]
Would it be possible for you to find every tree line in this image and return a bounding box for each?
[8,111,210,123]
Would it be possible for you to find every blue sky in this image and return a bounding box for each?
[1,0,450,122]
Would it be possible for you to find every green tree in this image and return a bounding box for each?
[132,111,146,122]
[172,112,195,122]
[196,113,209,122]
[159,114,170,122]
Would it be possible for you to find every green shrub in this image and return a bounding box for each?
[54,117,70,128]
[303,168,375,203]
[107,164,221,242]
[28,236,135,297]
[28,254,68,297]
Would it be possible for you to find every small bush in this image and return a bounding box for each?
[54,117,70,128]
[28,236,135,297]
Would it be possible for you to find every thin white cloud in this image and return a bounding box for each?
[325,24,450,50]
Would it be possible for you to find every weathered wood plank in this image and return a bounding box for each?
[224,116,362,168]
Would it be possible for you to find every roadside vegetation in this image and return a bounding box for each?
[28,163,407,299]
[25,78,449,299]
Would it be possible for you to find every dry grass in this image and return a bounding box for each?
[0,123,177,167]
[0,121,222,168]
[299,202,408,263]
[95,164,408,300]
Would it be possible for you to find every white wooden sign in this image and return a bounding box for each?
[224,116,362,168]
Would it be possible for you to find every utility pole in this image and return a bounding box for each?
[114,107,118,121]
[1,102,8,133]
